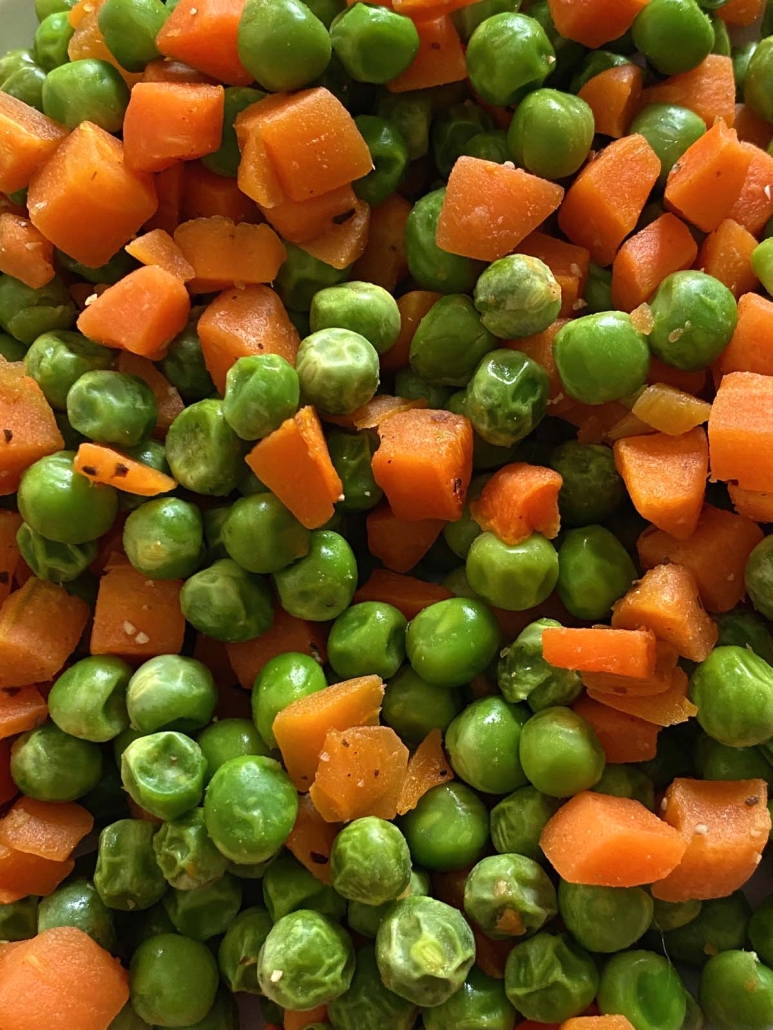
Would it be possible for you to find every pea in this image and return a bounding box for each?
[559,881,653,954]
[310,281,400,356]
[0,897,38,942]
[42,59,130,132]
[162,873,242,943]
[431,100,492,179]
[258,910,354,1009]
[160,324,215,402]
[94,819,167,912]
[598,950,688,1030]
[57,248,138,286]
[276,242,351,312]
[0,333,27,362]
[632,0,713,75]
[24,331,113,411]
[400,781,489,871]
[746,37,773,122]
[329,816,411,907]
[218,906,273,994]
[33,11,74,70]
[453,0,521,42]
[0,274,76,345]
[490,785,561,862]
[690,645,773,747]
[498,618,582,711]
[296,328,380,415]
[38,879,117,951]
[181,559,274,642]
[152,808,228,891]
[584,262,613,313]
[465,853,557,939]
[648,271,737,371]
[328,944,419,1030]
[571,49,630,92]
[519,706,606,797]
[651,897,702,932]
[327,430,382,512]
[263,851,345,922]
[11,723,103,801]
[463,129,510,163]
[405,596,500,689]
[67,370,157,448]
[467,12,555,107]
[698,950,773,1030]
[557,524,637,620]
[393,368,453,408]
[121,731,206,821]
[660,892,751,966]
[121,497,202,579]
[99,0,167,71]
[330,4,418,84]
[382,666,462,746]
[404,188,485,294]
[504,932,599,1023]
[408,294,497,388]
[474,255,561,340]
[46,655,131,743]
[694,734,773,785]
[130,934,219,1028]
[0,51,47,111]
[466,531,559,611]
[222,354,300,441]
[554,312,651,403]
[221,492,310,576]
[202,506,230,562]
[273,529,357,621]
[126,655,216,736]
[16,523,97,584]
[252,652,327,748]
[446,697,529,794]
[35,0,75,18]
[237,0,330,91]
[464,349,550,447]
[166,399,247,497]
[197,719,270,783]
[549,441,626,527]
[327,601,406,680]
[375,91,432,160]
[508,88,595,179]
[593,763,656,810]
[347,866,430,939]
[715,608,773,665]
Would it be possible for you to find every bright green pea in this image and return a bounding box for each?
[490,785,560,862]
[252,651,327,748]
[632,0,714,75]
[465,349,550,448]
[660,892,751,967]
[198,719,270,783]
[218,906,274,994]
[130,934,219,1028]
[409,294,497,387]
[699,950,773,1030]
[263,851,345,922]
[181,559,274,643]
[474,255,561,340]
[123,498,203,580]
[746,37,773,122]
[35,0,76,18]
[16,522,96,583]
[405,188,485,294]
[166,400,247,496]
[11,722,103,801]
[153,808,229,891]
[716,608,773,664]
[99,0,167,71]
[222,492,309,575]
[202,86,265,178]
[382,666,462,746]
[163,873,242,942]
[557,525,637,620]
[593,763,656,809]
[431,100,492,178]
[67,370,157,447]
[327,430,382,511]
[42,59,130,132]
[222,354,300,441]
[570,50,630,92]
[733,40,758,98]
[508,88,595,178]
[331,816,411,905]
[328,601,407,680]
[400,782,489,872]
[0,52,47,111]
[648,271,737,371]
[498,618,582,711]
[259,910,355,1010]
[48,656,131,743]
[466,531,559,611]
[94,819,167,912]
[554,312,651,403]
[504,932,599,1023]
[310,281,400,355]
[375,91,432,160]
[519,706,606,797]
[331,5,419,84]
[273,529,357,621]
[689,645,773,747]
[651,897,702,932]
[25,330,114,411]
[38,879,117,951]
[160,324,215,402]
[296,328,379,415]
[694,734,773,784]
[549,441,625,527]
[463,129,509,162]
[406,596,500,688]
[127,656,216,735]
[353,114,409,205]
[276,242,351,312]
[446,697,529,794]
[33,11,74,70]
[752,238,773,297]
[121,731,206,821]
[0,274,76,345]
[467,12,554,106]
[746,535,773,621]
[465,853,557,940]
[328,944,418,1030]
[599,950,687,1030]
[238,0,331,91]
[0,897,38,942]
[559,880,653,954]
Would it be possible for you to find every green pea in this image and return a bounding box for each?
[327,601,407,680]
[238,0,331,91]
[222,354,299,442]
[557,524,637,620]
[126,655,216,736]
[446,697,529,794]
[33,11,74,70]
[709,11,730,55]
[599,950,688,1030]
[466,531,559,611]
[160,324,215,402]
[409,294,497,387]
[0,897,38,942]
[748,895,773,970]
[198,719,270,783]
[747,38,773,123]
[38,878,117,951]
[520,706,606,797]
[328,944,418,1030]
[753,238,773,299]
[273,529,357,621]
[202,506,230,563]
[508,88,595,179]
[166,399,246,496]
[746,534,773,621]
[431,100,492,178]
[94,819,167,911]
[393,368,452,408]
[163,873,242,942]
[733,40,758,99]
[490,785,560,862]
[57,248,138,286]
[109,1004,152,1029]
[121,731,206,821]
[152,808,228,891]
[442,474,486,560]
[351,114,409,205]
[47,655,131,743]
[375,91,432,160]
[67,370,157,447]
[467,12,554,106]
[310,281,400,355]
[593,763,656,810]
[382,666,462,746]
[347,866,430,938]
[689,645,773,747]
[296,328,379,415]
[42,59,130,132]
[400,782,489,871]
[81,762,129,825]
[276,242,351,312]
[0,52,47,111]
[330,816,411,905]
[651,897,702,932]
[0,333,27,362]
[222,493,309,575]
[405,596,500,689]
[99,0,167,71]
[131,934,219,1028]
[699,950,773,1030]
[559,880,653,954]
[648,271,737,371]
[474,255,561,340]
[716,608,773,665]
[694,735,773,783]
[25,331,113,411]
[263,851,345,922]
[571,49,630,92]
[504,932,599,1023]
[259,910,355,1008]
[16,522,96,584]
[463,349,550,447]
[217,906,274,994]
[660,892,751,967]
[122,498,202,580]
[465,853,557,940]
[181,559,274,642]
[447,391,517,470]
[35,0,75,18]
[0,274,76,345]
[405,188,485,294]
[327,430,382,511]
[554,312,651,403]
[120,901,176,957]
[584,262,613,313]
[498,618,582,711]
[632,0,713,75]
[11,723,103,801]
[331,5,418,84]
[549,441,625,527]
[425,967,517,1030]
[463,129,510,162]
[252,652,327,748]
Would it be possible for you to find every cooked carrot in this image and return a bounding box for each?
[284,1006,328,1030]
[0,92,68,195]
[396,728,454,815]
[74,442,177,496]
[734,102,773,150]
[310,725,409,822]
[387,16,466,92]
[436,157,565,263]
[332,393,427,431]
[381,290,442,377]
[90,564,185,660]
[0,579,88,689]
[516,234,590,318]
[123,82,225,172]
[647,357,707,395]
[260,185,360,245]
[68,0,140,84]
[145,162,185,236]
[610,214,697,312]
[558,134,661,267]
[578,64,643,139]
[539,791,687,887]
[587,668,696,727]
[716,293,773,380]
[605,410,657,444]
[182,161,258,224]
[235,98,288,208]
[298,198,371,270]
[225,607,327,689]
[652,779,770,902]
[542,627,658,678]
[353,570,454,620]
[273,675,385,790]
[637,503,763,612]
[631,384,711,436]
[0,511,22,607]
[664,121,752,233]
[366,503,444,573]
[547,0,649,47]
[197,285,300,394]
[27,121,157,269]
[174,216,286,293]
[573,694,660,764]
[372,408,473,522]
[0,213,54,289]
[470,462,562,545]
[582,640,679,698]
[728,143,773,236]
[352,192,412,293]
[0,362,64,497]
[0,847,75,904]
[0,740,15,806]
[156,0,252,85]
[125,229,195,283]
[697,219,758,302]
[0,685,48,739]
[285,793,340,886]
[115,352,184,438]
[563,1018,635,1030]
[708,371,773,491]
[728,484,773,523]
[0,797,93,861]
[641,55,735,128]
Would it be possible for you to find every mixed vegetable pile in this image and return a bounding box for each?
[3,0,773,1027]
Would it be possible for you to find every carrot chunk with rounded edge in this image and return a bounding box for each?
[125,230,195,283]
[716,293,773,378]
[115,352,184,439]
[540,791,687,887]
[353,193,412,294]
[260,185,359,245]
[68,0,140,84]
[0,511,22,606]
[547,0,650,47]
[274,675,385,790]
[709,372,773,492]
[366,504,444,573]
[0,686,48,738]
[631,384,711,436]
[74,443,177,497]
[77,266,190,361]
[611,564,717,663]
[641,55,735,129]
[328,394,426,431]
[298,199,371,271]
[234,98,288,209]
[0,93,68,194]
[397,728,454,816]
[729,143,773,236]
[562,1018,635,1030]
[246,407,343,531]
[611,214,697,312]
[582,640,679,698]
[0,362,64,497]
[387,16,466,93]
[470,463,562,546]
[587,667,696,727]
[728,484,773,523]
[665,122,752,233]
[516,236,590,319]
[578,64,643,139]
[91,564,185,661]
[718,0,763,23]
[573,694,660,763]
[354,570,453,621]
[558,135,660,267]
[542,627,658,678]
[381,290,441,377]
[146,163,185,236]
[197,285,300,394]
[174,217,286,293]
[637,503,763,613]
[182,161,258,224]
[0,798,93,861]
[0,846,75,902]
[372,408,473,522]
[0,740,15,806]
[122,82,225,173]
[225,608,327,689]
[437,157,565,263]
[285,794,340,886]
[156,0,252,85]
[310,725,409,823]
[652,779,771,902]
[0,579,88,689]
[734,103,773,150]
[613,428,708,540]
[698,219,759,301]
[0,213,54,289]
[284,1006,328,1030]
[0,926,129,1030]
[27,122,157,269]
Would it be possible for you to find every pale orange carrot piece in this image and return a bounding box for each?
[387,16,467,93]
[542,627,658,678]
[587,668,696,727]
[574,694,660,764]
[728,484,773,523]
[630,384,711,436]
[310,725,409,822]
[396,728,454,815]
[0,797,93,861]
[716,293,773,378]
[285,793,340,886]
[125,229,195,283]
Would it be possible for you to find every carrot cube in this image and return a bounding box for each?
[225,607,328,689]
[470,462,562,545]
[0,93,68,194]
[0,797,93,861]
[641,55,736,130]
[708,371,773,492]
[547,0,649,47]
[366,504,444,573]
[123,82,225,172]
[396,728,454,815]
[174,216,286,293]
[0,213,55,290]
[611,214,698,312]
[578,64,643,139]
[125,229,195,283]
[697,219,759,300]
[91,564,185,660]
[285,793,340,886]
[155,0,252,85]
[0,686,49,739]
[387,16,467,93]
[0,846,74,903]
[573,695,660,764]
[310,725,409,823]
[0,362,64,496]
[728,142,773,236]
[542,627,658,678]
[665,121,752,233]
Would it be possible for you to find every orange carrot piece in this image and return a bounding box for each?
[0,686,49,738]
[470,462,562,545]
[182,161,258,224]
[197,285,300,394]
[547,0,649,47]
[68,0,140,84]
[717,0,763,23]
[708,371,773,492]
[0,740,15,806]
[174,216,286,292]
[310,725,409,823]
[516,235,590,318]
[145,162,185,236]
[387,16,466,92]
[437,157,565,263]
[631,384,711,436]
[0,93,68,194]
[562,1018,635,1030]
[125,229,195,283]
[0,213,54,289]
[246,407,343,531]
[540,791,687,887]
[652,779,770,902]
[366,503,444,573]
[664,121,752,233]
[542,627,658,678]
[353,570,453,620]
[647,358,707,395]
[0,362,64,496]
[155,0,252,85]
[91,564,185,660]
[641,55,735,129]
[581,640,679,698]
[734,103,773,150]
[573,694,660,763]
[352,192,412,293]
[0,846,75,903]
[0,797,93,861]
[558,134,661,267]
[717,293,773,380]
[0,579,88,689]
[610,214,697,312]
[372,408,473,522]
[74,443,177,496]
[578,64,643,139]
[298,198,370,270]
[27,121,157,269]
[381,290,441,377]
[613,428,708,539]
[225,607,327,689]
[274,675,386,790]
[728,483,773,523]
[115,352,184,439]
[396,729,454,816]
[122,82,224,173]
[284,1006,328,1030]
[637,503,763,613]
[234,97,288,209]
[260,185,359,245]
[336,394,427,430]
[0,511,22,607]
[699,217,760,303]
[587,667,696,727]
[285,793,340,886]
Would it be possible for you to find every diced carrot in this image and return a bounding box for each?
[115,352,184,439]
[562,1018,635,1030]
[726,142,773,236]
[91,564,185,661]
[0,686,48,739]
[0,926,129,1030]
[372,408,473,522]
[298,198,370,270]
[174,216,286,293]
[562,401,632,444]
[716,293,773,379]
[194,634,238,693]
[274,675,386,790]
[613,428,708,539]
[145,162,185,235]
[331,393,427,431]
[587,667,696,726]
[310,725,409,823]
[641,55,735,129]
[718,0,763,23]
[558,134,661,267]
[235,98,287,209]
[437,157,565,263]
[125,229,195,283]
[582,640,679,698]
[0,846,75,903]
[708,371,773,491]
[610,214,697,312]
[260,185,359,245]
[509,319,570,405]
[652,779,770,902]
[396,728,454,815]
[182,161,259,224]
[540,791,687,887]
[352,193,412,293]
[0,797,93,861]
[27,121,157,269]
[697,218,759,302]
[246,407,343,531]
[573,694,660,763]
[631,384,711,436]
[353,570,454,620]
[470,462,562,545]
[155,0,252,85]
[387,16,466,93]
[0,511,22,607]
[197,285,300,394]
[225,607,327,689]
[366,503,444,573]
[284,1006,327,1030]
[578,64,643,139]
[605,410,657,444]
[637,503,763,613]
[285,793,340,886]
[647,357,707,395]
[542,627,658,678]
[728,483,773,523]
[392,0,474,17]
[123,82,225,173]
[0,213,54,289]
[0,740,15,806]
[547,0,649,47]
[74,442,177,497]
[611,564,717,662]
[665,121,752,233]
[68,0,140,85]
[734,103,773,150]
[0,93,68,194]
[0,579,88,689]
[141,57,218,84]
[516,234,590,318]
[380,290,441,377]
[0,362,64,496]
